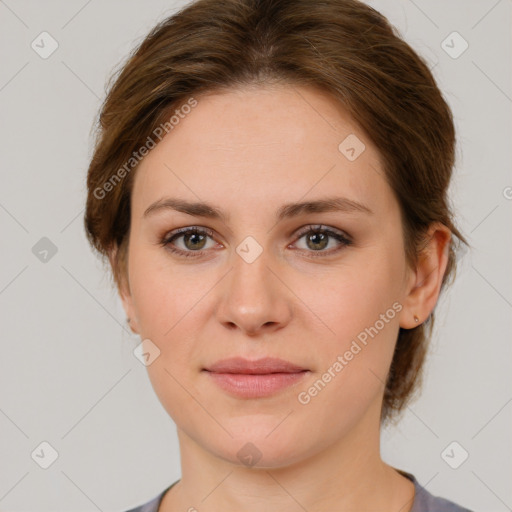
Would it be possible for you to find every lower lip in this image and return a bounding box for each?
[205,371,309,398]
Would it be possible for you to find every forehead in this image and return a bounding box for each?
[132,84,395,219]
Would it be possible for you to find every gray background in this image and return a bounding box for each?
[0,0,511,510]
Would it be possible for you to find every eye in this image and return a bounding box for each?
[291,225,352,257]
[160,224,352,259]
[160,226,219,258]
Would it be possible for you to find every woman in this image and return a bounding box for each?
[84,0,473,510]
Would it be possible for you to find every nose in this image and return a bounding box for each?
[215,247,293,336]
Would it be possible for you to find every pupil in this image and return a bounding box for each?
[186,233,205,249]
[309,232,327,250]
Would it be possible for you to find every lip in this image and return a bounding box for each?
[203,357,307,374]
[203,357,309,398]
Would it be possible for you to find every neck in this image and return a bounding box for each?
[160,400,414,512]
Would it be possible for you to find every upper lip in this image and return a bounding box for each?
[204,357,307,374]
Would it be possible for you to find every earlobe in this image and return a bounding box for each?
[120,290,139,335]
[399,223,451,330]
[109,246,139,335]
[125,316,139,335]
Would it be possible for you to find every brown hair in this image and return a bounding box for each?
[84,0,469,424]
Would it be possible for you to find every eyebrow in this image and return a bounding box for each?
[143,196,373,222]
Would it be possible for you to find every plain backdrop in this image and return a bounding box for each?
[0,0,511,511]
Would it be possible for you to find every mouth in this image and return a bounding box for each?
[203,356,308,374]
[202,357,310,398]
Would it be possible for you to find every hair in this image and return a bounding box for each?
[84,0,469,424]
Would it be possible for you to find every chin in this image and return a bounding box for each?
[216,439,311,470]
[195,418,317,470]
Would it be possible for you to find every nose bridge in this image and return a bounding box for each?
[231,242,272,297]
[215,239,291,334]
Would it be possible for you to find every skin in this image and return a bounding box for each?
[114,83,451,511]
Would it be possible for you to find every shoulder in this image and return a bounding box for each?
[123,475,475,512]
[405,472,474,512]
[123,485,171,512]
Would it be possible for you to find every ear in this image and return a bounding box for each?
[108,245,140,335]
[399,223,452,329]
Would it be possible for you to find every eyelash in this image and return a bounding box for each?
[160,225,352,259]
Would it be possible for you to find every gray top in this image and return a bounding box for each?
[125,471,474,512]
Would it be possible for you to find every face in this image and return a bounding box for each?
[120,84,417,467]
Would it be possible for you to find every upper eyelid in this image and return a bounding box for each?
[294,224,349,238]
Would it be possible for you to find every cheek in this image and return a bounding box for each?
[128,243,192,337]
[293,281,400,436]
[127,245,209,381]
[299,245,404,395]
[128,251,202,422]
[302,250,403,345]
